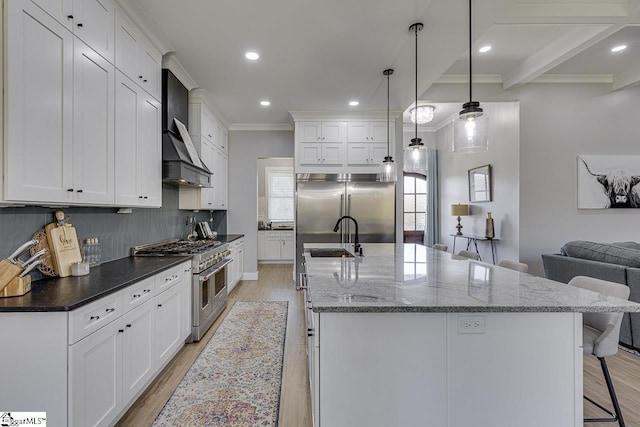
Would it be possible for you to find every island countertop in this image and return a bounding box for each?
[303,243,640,314]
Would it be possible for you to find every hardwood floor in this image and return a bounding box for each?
[118,263,640,427]
[116,263,311,427]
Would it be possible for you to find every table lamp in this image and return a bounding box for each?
[451,204,469,235]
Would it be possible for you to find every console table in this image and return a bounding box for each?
[450,234,499,264]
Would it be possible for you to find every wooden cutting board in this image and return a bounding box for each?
[45,222,82,277]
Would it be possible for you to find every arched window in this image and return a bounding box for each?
[403,173,427,244]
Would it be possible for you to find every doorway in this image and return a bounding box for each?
[403,172,427,244]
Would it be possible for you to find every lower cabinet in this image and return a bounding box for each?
[228,238,244,293]
[63,260,190,427]
[258,230,294,262]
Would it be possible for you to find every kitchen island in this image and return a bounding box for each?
[302,243,640,427]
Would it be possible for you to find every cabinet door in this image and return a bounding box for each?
[298,143,321,165]
[218,152,228,209]
[199,141,217,209]
[73,38,115,205]
[114,9,140,81]
[263,236,283,260]
[138,93,162,206]
[114,72,140,206]
[369,121,388,143]
[155,284,183,368]
[73,0,115,63]
[30,0,73,30]
[347,122,369,142]
[5,2,74,203]
[282,236,295,260]
[321,144,345,166]
[237,244,244,281]
[321,121,346,143]
[347,144,371,165]
[122,300,154,404]
[298,122,322,142]
[69,318,123,427]
[181,263,193,340]
[370,143,389,164]
[140,39,161,100]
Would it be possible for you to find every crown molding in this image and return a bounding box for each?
[162,53,198,91]
[228,124,294,132]
[288,111,402,122]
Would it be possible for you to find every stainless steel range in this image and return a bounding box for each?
[132,239,231,341]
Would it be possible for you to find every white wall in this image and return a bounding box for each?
[228,131,294,277]
[518,83,640,275]
[437,102,520,264]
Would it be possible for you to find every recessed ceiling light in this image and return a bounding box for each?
[260,100,271,106]
[479,45,492,53]
[611,45,627,53]
[349,101,359,106]
[245,51,259,60]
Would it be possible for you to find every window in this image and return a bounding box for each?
[266,167,294,221]
[403,173,427,244]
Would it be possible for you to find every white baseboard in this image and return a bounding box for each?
[242,271,258,281]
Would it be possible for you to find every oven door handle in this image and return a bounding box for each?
[199,258,232,282]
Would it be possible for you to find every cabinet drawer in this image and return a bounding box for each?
[68,291,123,344]
[122,276,155,313]
[156,264,183,293]
[264,231,281,238]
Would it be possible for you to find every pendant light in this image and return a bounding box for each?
[403,22,427,174]
[379,68,397,182]
[453,0,488,152]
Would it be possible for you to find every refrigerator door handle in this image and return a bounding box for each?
[347,194,352,244]
[340,194,345,244]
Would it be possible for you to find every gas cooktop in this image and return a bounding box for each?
[131,239,222,256]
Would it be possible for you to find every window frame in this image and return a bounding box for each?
[265,166,295,222]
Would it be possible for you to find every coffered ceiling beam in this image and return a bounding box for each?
[502,24,614,89]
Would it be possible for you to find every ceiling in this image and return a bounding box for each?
[125,0,640,129]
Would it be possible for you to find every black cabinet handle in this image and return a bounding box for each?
[77,189,83,193]
[77,23,83,28]
[143,289,151,293]
[143,79,148,83]
[138,75,143,79]
[67,188,74,192]
[105,308,115,313]
[157,304,162,307]
[133,294,140,298]
[67,15,74,19]
[126,324,132,328]
[139,196,143,198]
[143,196,148,199]
[90,315,100,320]
[118,329,124,333]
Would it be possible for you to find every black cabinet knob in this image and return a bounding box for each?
[126,324,132,328]
[157,304,162,307]
[67,15,74,19]
[77,23,83,28]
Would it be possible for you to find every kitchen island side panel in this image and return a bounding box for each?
[0,312,68,426]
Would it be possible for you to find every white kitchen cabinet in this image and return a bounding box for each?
[297,143,345,166]
[214,146,229,209]
[298,121,346,143]
[347,121,387,143]
[296,121,347,170]
[72,37,115,204]
[69,316,123,427]
[346,143,388,166]
[258,231,294,262]
[6,0,119,206]
[121,299,155,404]
[115,8,161,100]
[155,282,183,369]
[31,0,115,63]
[181,264,193,340]
[228,238,244,293]
[115,71,162,207]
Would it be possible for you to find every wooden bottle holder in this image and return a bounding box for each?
[0,275,32,298]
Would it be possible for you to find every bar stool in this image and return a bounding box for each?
[568,276,630,427]
[432,243,448,252]
[497,259,528,273]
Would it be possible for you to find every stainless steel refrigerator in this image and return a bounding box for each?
[295,174,395,285]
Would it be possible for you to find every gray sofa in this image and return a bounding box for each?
[542,240,640,349]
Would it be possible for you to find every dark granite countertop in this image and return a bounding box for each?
[0,256,191,312]
[217,234,244,243]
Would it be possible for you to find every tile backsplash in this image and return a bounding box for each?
[0,185,226,281]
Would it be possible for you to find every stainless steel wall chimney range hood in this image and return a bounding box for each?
[162,69,211,187]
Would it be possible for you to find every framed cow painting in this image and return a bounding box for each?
[577,155,640,209]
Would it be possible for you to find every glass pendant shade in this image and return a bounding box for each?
[410,105,435,124]
[379,157,397,182]
[403,140,427,174]
[453,102,488,153]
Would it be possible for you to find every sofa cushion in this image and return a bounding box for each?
[612,241,640,251]
[560,240,640,268]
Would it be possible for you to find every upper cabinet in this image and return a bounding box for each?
[3,0,162,207]
[31,0,115,63]
[293,116,394,174]
[115,8,161,100]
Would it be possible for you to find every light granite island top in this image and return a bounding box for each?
[303,243,640,313]
[301,242,640,427]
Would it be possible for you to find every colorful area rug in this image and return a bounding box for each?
[153,301,289,427]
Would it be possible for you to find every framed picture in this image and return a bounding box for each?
[468,164,492,202]
[578,155,640,209]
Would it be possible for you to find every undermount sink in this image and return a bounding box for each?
[308,248,354,258]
